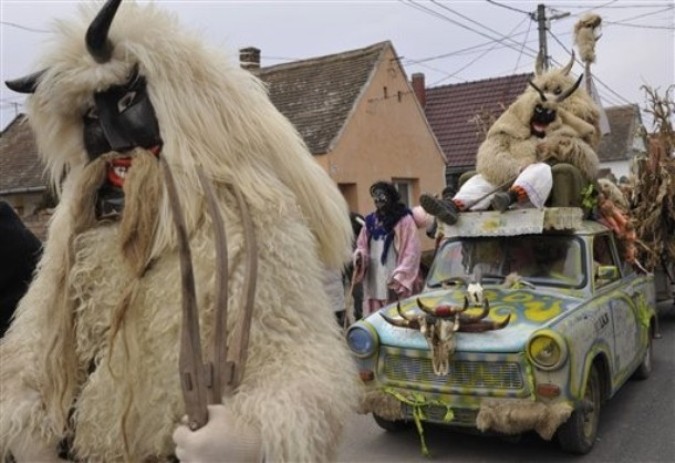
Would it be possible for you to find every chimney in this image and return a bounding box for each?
[239,47,261,71]
[411,73,426,108]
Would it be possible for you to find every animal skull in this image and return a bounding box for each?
[381,297,511,376]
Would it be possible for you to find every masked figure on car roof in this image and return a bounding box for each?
[0,1,360,461]
[420,53,601,225]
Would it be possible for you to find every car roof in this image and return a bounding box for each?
[440,207,610,238]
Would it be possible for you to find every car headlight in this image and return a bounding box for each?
[346,324,378,358]
[526,330,568,371]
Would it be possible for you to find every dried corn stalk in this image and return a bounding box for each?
[630,85,675,271]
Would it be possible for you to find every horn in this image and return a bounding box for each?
[535,52,545,76]
[561,50,575,76]
[86,0,123,63]
[459,314,511,333]
[5,69,46,94]
[380,312,418,330]
[459,299,490,324]
[556,73,584,103]
[396,301,416,322]
[528,81,547,102]
[494,312,511,329]
[416,298,436,317]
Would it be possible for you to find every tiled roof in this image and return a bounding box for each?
[596,104,643,162]
[259,41,387,154]
[0,115,47,194]
[424,73,533,169]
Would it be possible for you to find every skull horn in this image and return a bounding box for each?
[460,313,511,333]
[86,0,123,63]
[459,298,490,324]
[396,301,417,322]
[380,311,419,330]
[5,69,46,94]
[556,74,584,103]
[528,81,547,102]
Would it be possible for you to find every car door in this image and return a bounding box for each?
[593,234,643,380]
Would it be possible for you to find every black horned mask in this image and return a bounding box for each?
[5,0,162,162]
[527,73,583,138]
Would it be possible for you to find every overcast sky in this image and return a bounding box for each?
[1,0,673,132]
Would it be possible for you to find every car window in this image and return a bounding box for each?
[592,234,621,288]
[427,235,585,289]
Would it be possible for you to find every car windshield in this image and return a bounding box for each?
[427,234,586,289]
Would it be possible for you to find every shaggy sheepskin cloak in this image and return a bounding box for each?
[0,2,360,462]
[476,59,601,188]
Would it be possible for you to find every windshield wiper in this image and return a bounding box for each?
[427,276,468,289]
[480,273,506,283]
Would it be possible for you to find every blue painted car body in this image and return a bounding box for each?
[348,216,656,451]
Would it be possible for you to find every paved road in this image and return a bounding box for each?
[337,300,675,463]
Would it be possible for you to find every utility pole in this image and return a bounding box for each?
[535,4,548,70]
[531,4,570,71]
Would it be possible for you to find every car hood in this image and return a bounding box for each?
[365,287,583,353]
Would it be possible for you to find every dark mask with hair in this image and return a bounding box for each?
[530,104,557,138]
[83,65,162,160]
[4,0,163,222]
[371,188,390,211]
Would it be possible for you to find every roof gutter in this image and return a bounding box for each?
[0,186,46,195]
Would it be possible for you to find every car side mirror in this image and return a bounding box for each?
[596,265,619,282]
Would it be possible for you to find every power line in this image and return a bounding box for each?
[604,21,674,30]
[402,29,535,65]
[431,0,541,57]
[402,0,544,84]
[484,0,531,16]
[603,5,675,29]
[546,32,624,106]
[407,31,568,64]
[401,1,539,60]
[575,0,619,16]
[547,31,635,107]
[553,3,674,8]
[513,16,534,74]
[0,21,49,34]
[606,4,673,21]
[430,15,530,86]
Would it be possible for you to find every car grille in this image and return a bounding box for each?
[402,404,478,426]
[381,352,525,391]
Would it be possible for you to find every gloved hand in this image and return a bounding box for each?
[173,405,263,463]
[388,278,411,298]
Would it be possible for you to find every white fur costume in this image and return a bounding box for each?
[453,58,600,211]
[0,2,360,462]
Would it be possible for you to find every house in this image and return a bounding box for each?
[2,41,447,246]
[596,104,648,181]
[251,41,447,216]
[0,115,52,240]
[413,72,533,190]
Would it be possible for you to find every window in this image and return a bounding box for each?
[592,234,621,288]
[392,179,416,208]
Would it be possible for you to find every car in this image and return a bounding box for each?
[347,206,657,455]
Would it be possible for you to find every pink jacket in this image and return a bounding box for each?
[353,214,421,298]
